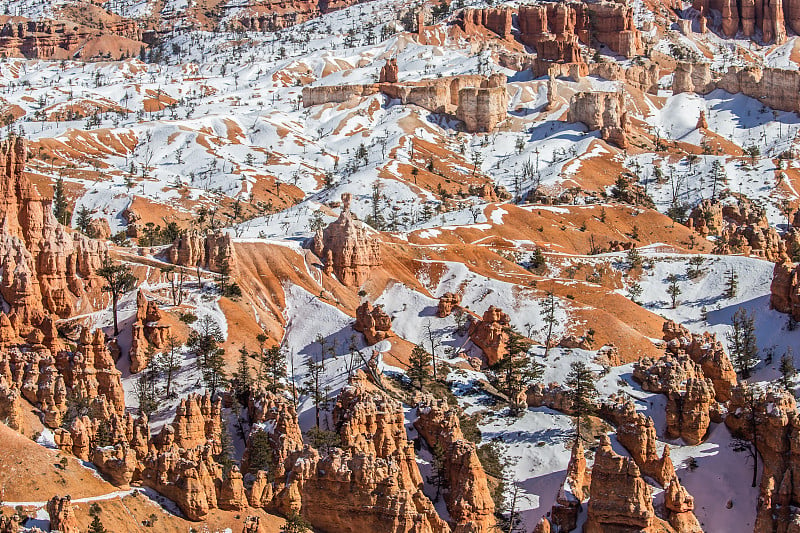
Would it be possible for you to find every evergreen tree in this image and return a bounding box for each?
[52,177,70,226]
[187,315,224,367]
[232,345,253,404]
[627,281,643,304]
[729,383,761,487]
[780,347,796,391]
[280,512,311,533]
[246,429,275,475]
[96,258,136,336]
[216,416,236,475]
[261,342,286,392]
[202,349,228,399]
[493,327,544,415]
[87,514,107,533]
[302,355,324,428]
[154,335,181,399]
[565,361,598,439]
[726,307,759,379]
[407,344,431,389]
[75,205,93,235]
[725,268,739,298]
[666,273,681,308]
[541,291,558,357]
[135,356,159,418]
[687,255,705,279]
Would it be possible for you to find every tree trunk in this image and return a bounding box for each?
[112,295,119,336]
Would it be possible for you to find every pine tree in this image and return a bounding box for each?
[154,335,181,399]
[493,327,544,415]
[541,291,558,357]
[202,349,228,399]
[726,307,759,379]
[666,273,681,308]
[246,429,275,475]
[565,361,598,439]
[627,282,643,304]
[725,268,739,298]
[729,383,761,487]
[780,347,796,391]
[687,255,705,279]
[302,355,324,428]
[96,258,136,336]
[232,345,253,404]
[281,512,311,533]
[52,177,70,226]
[88,514,107,533]
[75,205,93,234]
[407,344,431,389]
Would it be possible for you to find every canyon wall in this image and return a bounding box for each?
[302,68,508,133]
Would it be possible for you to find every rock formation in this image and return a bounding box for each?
[0,136,108,335]
[0,16,145,60]
[303,73,508,133]
[459,8,512,38]
[246,374,449,532]
[47,496,80,533]
[550,438,588,532]
[379,58,398,83]
[311,193,382,287]
[771,260,800,320]
[604,397,676,486]
[414,397,495,532]
[661,320,737,402]
[585,435,658,532]
[353,302,393,345]
[437,292,462,317]
[567,91,629,148]
[673,62,713,95]
[693,0,788,43]
[665,477,703,532]
[469,305,510,365]
[666,377,715,445]
[168,229,236,274]
[129,289,171,373]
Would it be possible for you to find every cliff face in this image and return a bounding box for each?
[0,16,144,60]
[0,137,108,335]
[694,0,789,43]
[585,435,658,532]
[168,229,236,273]
[311,193,381,287]
[771,260,800,320]
[129,289,171,373]
[414,397,495,532]
[302,69,508,133]
[247,374,450,532]
[567,91,629,148]
[469,305,510,365]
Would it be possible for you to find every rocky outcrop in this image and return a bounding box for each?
[353,301,393,345]
[771,260,800,320]
[46,495,80,533]
[129,289,170,374]
[666,377,715,445]
[694,0,788,43]
[302,73,508,133]
[585,435,658,532]
[246,375,449,533]
[551,438,589,532]
[311,193,381,287]
[168,229,235,274]
[604,397,676,486]
[171,393,222,452]
[459,8,512,38]
[662,320,737,402]
[414,397,495,532]
[665,477,703,532]
[673,62,713,95]
[0,136,108,335]
[725,386,800,533]
[379,58,398,83]
[0,16,145,60]
[437,292,462,318]
[567,91,629,148]
[469,306,510,365]
[718,66,800,113]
